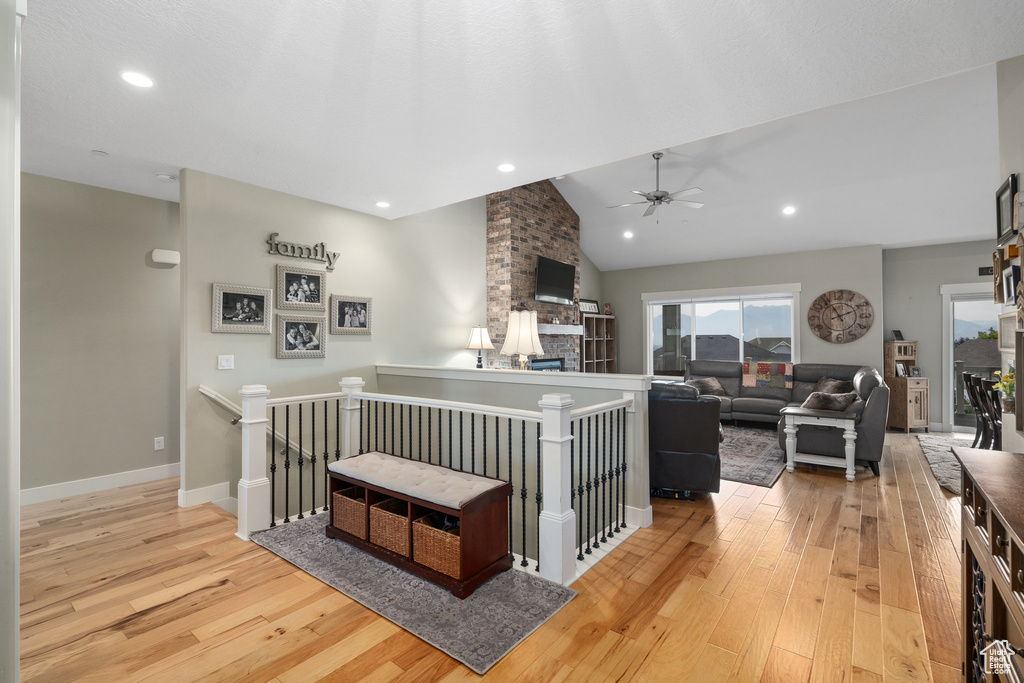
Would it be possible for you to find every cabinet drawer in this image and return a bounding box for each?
[906,378,927,388]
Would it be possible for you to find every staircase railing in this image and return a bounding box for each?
[235,377,642,586]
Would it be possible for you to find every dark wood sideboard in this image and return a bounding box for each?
[954,447,1024,681]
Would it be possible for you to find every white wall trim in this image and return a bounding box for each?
[178,481,231,508]
[21,462,180,506]
[375,364,652,392]
[641,282,802,303]
[939,282,992,431]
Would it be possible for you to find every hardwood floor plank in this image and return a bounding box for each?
[881,604,933,682]
[725,589,788,682]
[879,549,921,613]
[772,544,832,658]
[852,609,882,675]
[759,646,812,683]
[808,576,857,683]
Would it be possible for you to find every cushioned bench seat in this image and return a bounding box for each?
[327,451,504,510]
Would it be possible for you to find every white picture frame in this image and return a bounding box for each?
[331,295,372,335]
[276,265,326,312]
[276,314,326,358]
[212,283,272,334]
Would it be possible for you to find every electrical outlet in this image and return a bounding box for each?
[154,437,165,451]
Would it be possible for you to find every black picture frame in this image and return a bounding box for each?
[891,330,904,341]
[1004,264,1021,305]
[997,174,1019,246]
[896,361,908,377]
[579,299,600,314]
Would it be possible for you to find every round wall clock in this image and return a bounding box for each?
[807,289,874,344]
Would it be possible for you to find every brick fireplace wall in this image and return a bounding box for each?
[486,180,581,371]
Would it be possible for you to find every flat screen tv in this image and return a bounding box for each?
[534,256,575,306]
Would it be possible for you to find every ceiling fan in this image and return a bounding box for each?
[607,152,705,217]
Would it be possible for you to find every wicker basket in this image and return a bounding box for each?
[369,498,410,556]
[413,514,462,578]
[331,487,366,539]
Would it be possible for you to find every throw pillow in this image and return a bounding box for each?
[801,391,858,412]
[685,376,727,396]
[741,362,793,389]
[814,376,854,394]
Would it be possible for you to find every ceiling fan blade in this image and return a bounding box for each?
[643,203,657,217]
[668,187,703,198]
[668,199,705,209]
[607,201,650,209]
[631,190,655,200]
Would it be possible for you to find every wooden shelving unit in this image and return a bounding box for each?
[581,314,617,373]
[884,340,930,433]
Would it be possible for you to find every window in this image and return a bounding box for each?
[646,286,798,375]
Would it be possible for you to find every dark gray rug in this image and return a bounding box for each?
[720,425,787,488]
[250,516,575,674]
[916,434,967,494]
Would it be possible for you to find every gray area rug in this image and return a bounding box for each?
[250,516,575,674]
[719,425,787,488]
[916,434,967,494]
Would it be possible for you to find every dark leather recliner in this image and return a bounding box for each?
[648,381,723,499]
[776,367,890,476]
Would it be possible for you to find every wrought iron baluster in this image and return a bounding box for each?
[482,414,487,477]
[427,407,432,464]
[613,408,620,532]
[572,420,582,560]
[620,408,627,528]
[390,403,395,455]
[357,398,363,455]
[585,415,592,552]
[520,419,528,567]
[601,411,608,542]
[507,418,513,555]
[323,401,329,512]
[309,402,316,516]
[448,409,453,468]
[471,413,476,474]
[284,405,291,523]
[373,400,378,454]
[297,403,304,519]
[417,406,423,461]
[459,412,465,471]
[270,407,277,527]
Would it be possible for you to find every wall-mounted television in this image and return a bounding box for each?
[534,256,575,306]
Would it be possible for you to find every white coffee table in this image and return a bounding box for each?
[782,411,857,482]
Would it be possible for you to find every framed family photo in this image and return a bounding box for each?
[331,295,371,335]
[212,283,272,334]
[276,265,326,311]
[997,174,1018,245]
[276,315,326,358]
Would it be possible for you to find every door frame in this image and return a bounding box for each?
[940,282,996,432]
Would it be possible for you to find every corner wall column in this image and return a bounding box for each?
[237,385,270,541]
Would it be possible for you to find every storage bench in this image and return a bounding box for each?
[326,452,512,599]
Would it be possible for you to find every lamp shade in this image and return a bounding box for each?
[501,310,544,357]
[465,326,494,351]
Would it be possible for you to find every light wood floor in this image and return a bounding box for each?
[20,432,963,681]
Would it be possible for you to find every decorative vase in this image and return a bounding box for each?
[1004,397,1016,414]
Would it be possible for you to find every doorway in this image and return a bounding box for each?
[951,294,1002,430]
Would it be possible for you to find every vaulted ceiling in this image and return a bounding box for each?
[20,1,1024,269]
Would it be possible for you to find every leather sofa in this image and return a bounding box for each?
[776,366,890,475]
[647,380,723,499]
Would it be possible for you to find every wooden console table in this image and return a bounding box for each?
[953,447,1024,680]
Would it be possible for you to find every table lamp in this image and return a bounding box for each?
[465,326,494,368]
[500,310,545,370]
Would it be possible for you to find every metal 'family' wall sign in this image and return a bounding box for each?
[266,232,340,270]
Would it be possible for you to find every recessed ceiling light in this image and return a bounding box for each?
[497,163,515,173]
[553,175,566,180]
[375,201,390,208]
[120,71,154,88]
[155,173,177,182]
[624,231,634,239]
[782,205,796,215]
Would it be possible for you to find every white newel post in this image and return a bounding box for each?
[340,377,366,459]
[622,390,652,529]
[237,385,271,541]
[538,393,576,585]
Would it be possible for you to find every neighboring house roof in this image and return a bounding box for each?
[954,338,1001,368]
[653,335,791,362]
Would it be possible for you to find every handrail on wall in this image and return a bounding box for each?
[199,384,241,424]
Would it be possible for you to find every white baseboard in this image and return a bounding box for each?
[21,462,180,506]
[625,504,653,528]
[178,481,231,508]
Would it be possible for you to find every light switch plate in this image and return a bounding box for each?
[218,355,234,370]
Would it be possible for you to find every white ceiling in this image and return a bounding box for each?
[19,1,1024,269]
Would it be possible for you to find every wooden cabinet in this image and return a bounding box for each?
[581,314,617,373]
[885,340,930,432]
[955,447,1024,681]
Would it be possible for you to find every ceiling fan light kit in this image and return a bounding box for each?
[607,152,706,219]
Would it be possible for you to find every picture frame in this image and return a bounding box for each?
[330,295,372,335]
[895,361,908,377]
[531,357,565,371]
[891,330,904,341]
[212,283,272,334]
[994,249,1006,304]
[910,366,922,377]
[276,314,326,358]
[276,265,326,311]
[579,299,600,314]
[999,311,1017,353]
[603,302,612,315]
[1004,264,1021,305]
[997,174,1018,246]
[1015,191,1023,232]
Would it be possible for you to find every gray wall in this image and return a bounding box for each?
[600,245,884,374]
[579,250,602,303]
[20,175,181,489]
[998,55,1024,181]
[181,170,488,495]
[882,240,993,424]
[1,2,18,678]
